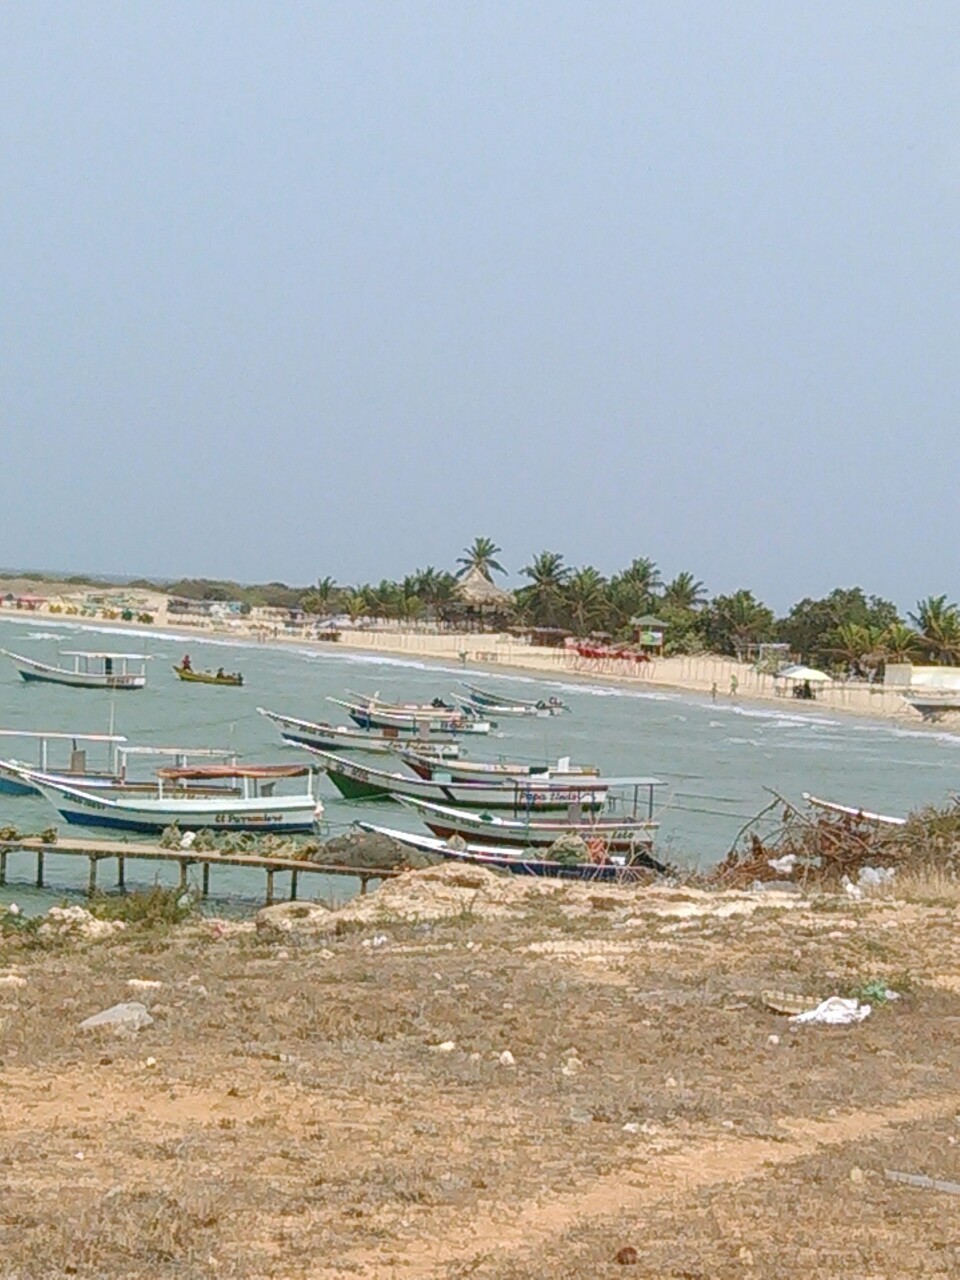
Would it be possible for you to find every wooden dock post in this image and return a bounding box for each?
[0,849,6,887]
[87,856,98,897]
[178,860,189,894]
[117,855,125,892]
[290,869,299,901]
[360,875,368,896]
[265,868,275,905]
[202,863,210,898]
[36,850,44,888]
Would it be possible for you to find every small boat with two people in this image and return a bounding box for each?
[2,649,149,689]
[22,762,323,834]
[174,655,243,686]
[257,707,461,758]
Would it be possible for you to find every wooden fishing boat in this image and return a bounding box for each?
[328,697,492,735]
[23,763,322,834]
[305,748,609,811]
[461,682,569,716]
[901,691,960,722]
[2,649,148,689]
[802,793,906,827]
[395,795,661,854]
[358,823,665,880]
[1,743,240,798]
[257,707,461,758]
[398,749,597,782]
[0,730,128,797]
[174,665,243,686]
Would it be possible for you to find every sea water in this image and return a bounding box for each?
[0,616,956,912]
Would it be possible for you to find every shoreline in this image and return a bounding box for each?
[0,605,949,736]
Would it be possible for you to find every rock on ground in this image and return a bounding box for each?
[38,906,126,940]
[255,900,333,938]
[79,1002,154,1033]
[317,829,443,871]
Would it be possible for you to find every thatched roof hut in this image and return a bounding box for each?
[454,565,514,610]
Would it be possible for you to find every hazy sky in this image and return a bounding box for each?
[2,2,957,610]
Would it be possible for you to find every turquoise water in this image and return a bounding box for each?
[0,615,957,911]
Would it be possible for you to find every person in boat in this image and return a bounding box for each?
[182,654,192,671]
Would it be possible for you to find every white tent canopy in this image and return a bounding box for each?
[774,664,833,684]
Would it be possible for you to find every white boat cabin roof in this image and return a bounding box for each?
[0,729,128,743]
[59,651,151,661]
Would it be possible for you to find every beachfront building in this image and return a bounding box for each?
[630,614,669,657]
[440,566,515,632]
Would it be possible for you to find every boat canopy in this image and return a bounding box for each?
[59,651,151,660]
[0,729,127,743]
[156,764,312,780]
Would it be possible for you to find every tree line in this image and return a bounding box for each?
[43,539,960,671]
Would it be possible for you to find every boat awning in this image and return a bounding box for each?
[156,764,312,780]
[59,651,151,660]
[0,730,127,742]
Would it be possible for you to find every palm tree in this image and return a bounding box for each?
[519,551,570,627]
[606,557,662,631]
[302,574,338,617]
[662,571,707,612]
[456,537,506,580]
[879,621,923,664]
[410,567,457,612]
[828,622,882,674]
[342,590,368,624]
[564,566,608,636]
[909,595,960,664]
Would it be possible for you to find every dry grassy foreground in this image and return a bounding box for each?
[2,866,960,1278]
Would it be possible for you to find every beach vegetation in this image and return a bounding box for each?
[456,536,506,580]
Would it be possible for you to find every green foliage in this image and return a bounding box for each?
[910,595,960,664]
[87,885,199,927]
[455,537,506,580]
[777,588,901,668]
[700,590,776,658]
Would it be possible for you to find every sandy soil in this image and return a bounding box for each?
[2,867,960,1277]
[0,580,934,731]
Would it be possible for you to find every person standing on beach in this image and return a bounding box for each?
[730,674,738,697]
[711,681,718,701]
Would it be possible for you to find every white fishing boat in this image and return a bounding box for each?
[23,763,322,834]
[901,691,960,722]
[398,749,597,783]
[328,697,492,735]
[460,682,568,717]
[395,794,661,853]
[2,648,149,689]
[358,822,666,879]
[305,747,612,811]
[0,740,239,798]
[460,680,568,711]
[802,793,906,827]
[257,707,461,758]
[0,730,128,796]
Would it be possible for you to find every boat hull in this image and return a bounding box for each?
[359,823,655,881]
[19,668,145,689]
[309,750,607,811]
[174,666,243,686]
[28,776,318,834]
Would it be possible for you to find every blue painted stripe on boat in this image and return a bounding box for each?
[56,810,315,835]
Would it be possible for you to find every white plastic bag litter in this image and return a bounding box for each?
[789,997,871,1026]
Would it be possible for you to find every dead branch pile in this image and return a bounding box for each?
[710,793,960,889]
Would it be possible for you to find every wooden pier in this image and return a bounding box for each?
[0,837,400,905]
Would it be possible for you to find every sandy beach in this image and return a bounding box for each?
[0,578,933,729]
